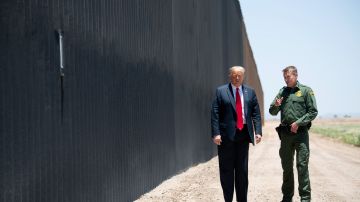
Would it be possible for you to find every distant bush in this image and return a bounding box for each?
[311,124,360,146]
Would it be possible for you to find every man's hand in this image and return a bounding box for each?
[255,134,262,144]
[213,135,222,145]
[275,97,284,107]
[290,122,299,133]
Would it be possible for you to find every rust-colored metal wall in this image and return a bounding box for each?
[242,24,265,125]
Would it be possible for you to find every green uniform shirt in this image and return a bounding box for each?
[269,81,318,126]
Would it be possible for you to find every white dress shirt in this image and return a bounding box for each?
[231,84,246,124]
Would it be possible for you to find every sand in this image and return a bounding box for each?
[136,121,360,202]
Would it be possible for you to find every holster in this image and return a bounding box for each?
[275,125,288,140]
[275,126,281,140]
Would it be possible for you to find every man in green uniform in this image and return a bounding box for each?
[269,66,318,202]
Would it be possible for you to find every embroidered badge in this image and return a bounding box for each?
[309,91,315,96]
[295,90,302,97]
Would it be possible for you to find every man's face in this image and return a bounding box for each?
[230,70,244,87]
[283,71,297,88]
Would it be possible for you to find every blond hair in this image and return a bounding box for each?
[229,66,245,76]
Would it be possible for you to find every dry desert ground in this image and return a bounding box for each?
[136,120,360,202]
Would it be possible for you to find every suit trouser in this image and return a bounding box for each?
[218,128,250,202]
[279,129,311,202]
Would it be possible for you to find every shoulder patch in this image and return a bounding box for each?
[309,91,315,96]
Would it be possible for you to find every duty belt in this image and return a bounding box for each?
[279,123,308,133]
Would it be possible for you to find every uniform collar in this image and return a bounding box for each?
[286,81,300,91]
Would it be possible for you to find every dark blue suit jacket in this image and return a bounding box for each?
[211,83,262,144]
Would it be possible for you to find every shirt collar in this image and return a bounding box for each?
[231,84,243,93]
[286,81,300,91]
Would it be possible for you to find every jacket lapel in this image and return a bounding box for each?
[243,85,248,117]
[226,83,236,111]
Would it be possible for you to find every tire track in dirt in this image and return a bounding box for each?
[309,134,360,201]
[136,121,360,202]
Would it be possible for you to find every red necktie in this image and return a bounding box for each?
[236,88,244,130]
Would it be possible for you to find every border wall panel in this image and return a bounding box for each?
[0,0,263,201]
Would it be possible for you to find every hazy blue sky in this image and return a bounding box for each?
[240,1,360,119]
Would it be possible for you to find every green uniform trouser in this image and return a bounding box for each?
[279,129,311,202]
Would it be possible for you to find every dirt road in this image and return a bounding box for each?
[136,121,360,201]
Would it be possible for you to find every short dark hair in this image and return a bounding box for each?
[282,66,298,76]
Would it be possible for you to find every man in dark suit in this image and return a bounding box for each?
[211,66,262,202]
